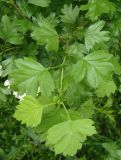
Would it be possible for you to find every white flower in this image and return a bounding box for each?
[13,91,26,101]
[4,80,10,87]
[19,93,26,101]
[38,87,41,93]
[13,91,18,96]
[37,87,41,96]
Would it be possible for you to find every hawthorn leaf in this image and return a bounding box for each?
[28,0,50,7]
[20,42,39,56]
[0,15,23,44]
[61,4,80,24]
[0,85,10,102]
[71,60,87,83]
[14,96,43,127]
[1,57,14,77]
[13,19,32,33]
[85,21,109,50]
[96,80,117,97]
[111,56,121,75]
[111,18,121,36]
[9,57,55,97]
[34,108,80,136]
[83,50,114,88]
[68,42,87,58]
[102,142,120,159]
[46,119,96,156]
[104,98,113,108]
[33,108,68,142]
[31,19,59,52]
[80,0,115,21]
[64,82,92,106]
[39,71,55,96]
[71,50,114,88]
[79,99,95,118]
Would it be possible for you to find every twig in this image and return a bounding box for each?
[0,47,18,55]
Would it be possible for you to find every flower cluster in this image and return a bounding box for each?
[4,80,26,101]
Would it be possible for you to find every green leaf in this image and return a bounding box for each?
[33,108,80,140]
[68,42,87,58]
[14,96,43,127]
[71,60,87,83]
[104,98,113,108]
[0,15,23,44]
[79,99,95,118]
[96,80,117,97]
[71,50,114,88]
[39,71,55,96]
[85,21,109,50]
[61,4,80,24]
[33,108,81,143]
[13,19,32,33]
[46,119,96,156]
[14,95,56,128]
[31,18,59,52]
[33,108,67,142]
[83,50,114,88]
[102,142,121,159]
[111,56,121,75]
[16,0,35,18]
[110,18,121,36]
[1,57,14,77]
[20,42,39,57]
[65,82,92,106]
[28,0,50,7]
[0,84,10,102]
[9,57,55,97]
[80,0,115,21]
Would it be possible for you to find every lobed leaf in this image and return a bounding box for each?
[9,58,55,97]
[46,119,96,156]
[85,21,109,50]
[31,19,59,52]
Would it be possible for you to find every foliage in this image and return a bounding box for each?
[0,0,121,159]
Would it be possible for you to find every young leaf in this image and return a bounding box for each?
[31,19,59,52]
[80,0,115,21]
[85,21,109,50]
[0,15,23,44]
[14,96,43,127]
[28,0,51,7]
[61,4,80,24]
[46,119,96,156]
[9,57,55,97]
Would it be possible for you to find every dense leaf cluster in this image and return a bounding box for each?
[0,0,121,159]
